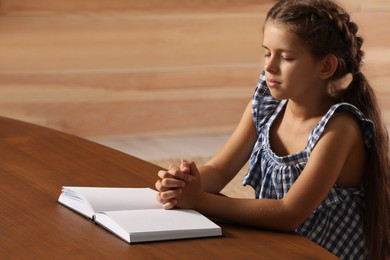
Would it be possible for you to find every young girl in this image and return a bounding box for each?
[155,0,390,259]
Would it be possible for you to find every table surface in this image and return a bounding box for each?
[0,116,337,259]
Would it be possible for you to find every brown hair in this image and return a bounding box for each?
[266,0,390,259]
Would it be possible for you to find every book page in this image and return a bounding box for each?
[95,209,222,243]
[61,187,162,212]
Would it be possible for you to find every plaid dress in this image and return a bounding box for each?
[242,72,373,259]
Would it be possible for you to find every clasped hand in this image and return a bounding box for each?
[155,160,203,210]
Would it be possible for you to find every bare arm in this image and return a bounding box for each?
[157,100,257,196]
[198,101,257,193]
[157,113,366,231]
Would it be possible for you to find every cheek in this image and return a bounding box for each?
[284,62,314,81]
[281,65,301,83]
[281,67,311,93]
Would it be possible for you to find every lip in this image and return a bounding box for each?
[266,78,281,88]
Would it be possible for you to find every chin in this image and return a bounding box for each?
[268,89,285,101]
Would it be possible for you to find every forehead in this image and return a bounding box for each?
[263,20,306,53]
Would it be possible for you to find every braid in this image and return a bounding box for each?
[338,18,364,76]
[267,1,390,259]
[314,1,363,78]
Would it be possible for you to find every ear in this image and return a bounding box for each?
[319,54,338,80]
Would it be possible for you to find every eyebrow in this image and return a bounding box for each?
[262,45,297,54]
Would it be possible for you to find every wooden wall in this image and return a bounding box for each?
[0,0,389,139]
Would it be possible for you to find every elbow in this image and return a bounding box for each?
[277,218,302,232]
[278,199,310,232]
[272,203,307,232]
[251,199,309,232]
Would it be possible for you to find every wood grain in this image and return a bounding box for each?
[0,0,389,139]
[0,116,337,259]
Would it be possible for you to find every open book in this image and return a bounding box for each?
[58,186,222,243]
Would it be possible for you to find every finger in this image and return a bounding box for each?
[155,180,170,192]
[159,167,190,181]
[159,165,192,183]
[180,159,190,174]
[156,192,179,209]
[156,191,170,204]
[188,161,200,177]
[168,164,180,171]
[159,188,182,201]
[162,200,177,210]
[156,192,171,204]
[167,164,183,177]
[155,180,161,191]
[156,176,185,191]
[161,177,186,188]
[167,166,192,182]
[158,170,173,179]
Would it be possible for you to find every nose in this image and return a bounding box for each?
[264,56,278,74]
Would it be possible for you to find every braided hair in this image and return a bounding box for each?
[266,1,390,259]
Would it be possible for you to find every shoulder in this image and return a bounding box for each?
[314,110,367,187]
[315,102,373,149]
[309,105,367,166]
[321,110,364,149]
[327,110,362,133]
[313,109,367,182]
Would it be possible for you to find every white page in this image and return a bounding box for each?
[97,209,222,243]
[62,187,162,212]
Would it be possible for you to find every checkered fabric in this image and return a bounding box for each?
[242,71,373,259]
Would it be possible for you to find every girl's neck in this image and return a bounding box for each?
[286,95,336,122]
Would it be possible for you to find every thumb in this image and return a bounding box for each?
[188,161,200,177]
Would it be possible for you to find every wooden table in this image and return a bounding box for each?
[0,116,337,259]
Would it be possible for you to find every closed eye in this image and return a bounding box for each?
[281,56,295,61]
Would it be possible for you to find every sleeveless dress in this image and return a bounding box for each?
[242,71,373,259]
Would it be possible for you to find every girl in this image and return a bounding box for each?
[155,0,390,259]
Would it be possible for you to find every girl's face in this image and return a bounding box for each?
[262,20,325,101]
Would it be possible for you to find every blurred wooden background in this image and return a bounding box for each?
[0,0,389,142]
